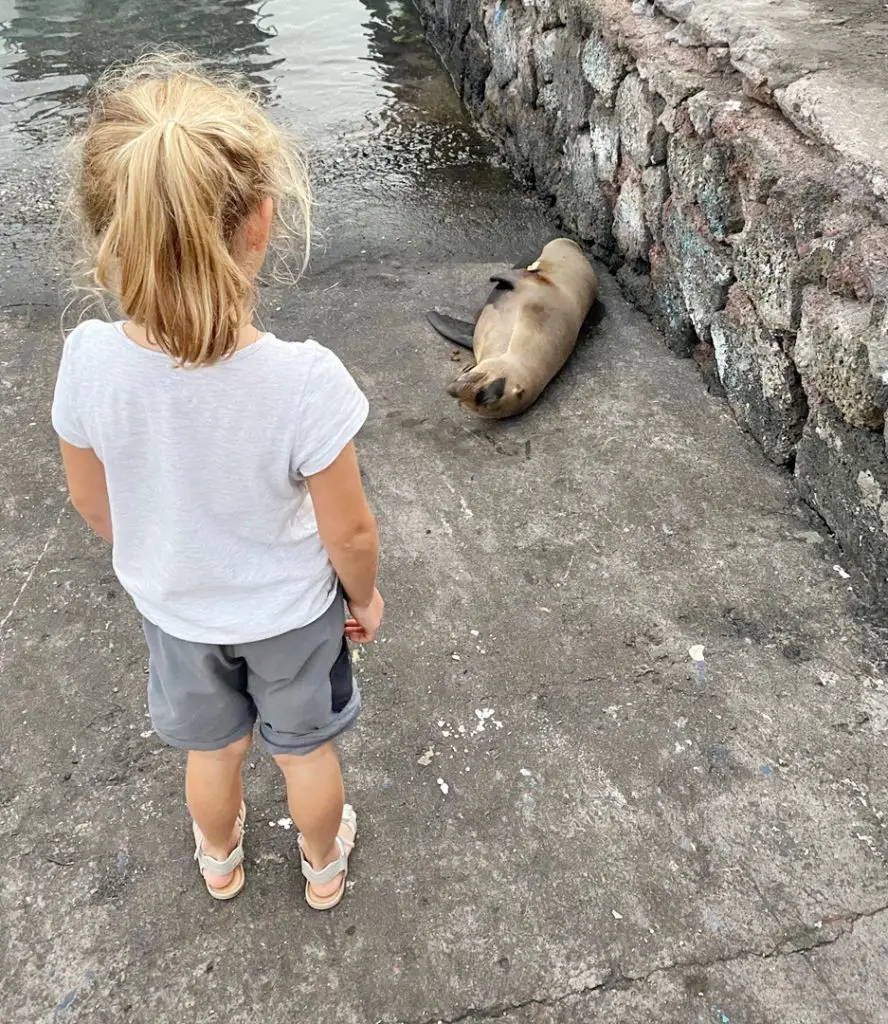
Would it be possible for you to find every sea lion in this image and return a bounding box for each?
[426,238,598,420]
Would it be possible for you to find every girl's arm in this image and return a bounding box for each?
[59,441,113,543]
[306,442,379,609]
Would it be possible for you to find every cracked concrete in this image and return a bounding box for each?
[2,1,888,1022]
[400,904,888,1023]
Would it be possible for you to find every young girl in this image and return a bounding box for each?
[51,54,382,909]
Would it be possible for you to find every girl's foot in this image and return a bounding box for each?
[192,802,246,901]
[298,804,357,910]
[201,827,241,890]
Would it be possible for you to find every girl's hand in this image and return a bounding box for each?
[345,588,384,643]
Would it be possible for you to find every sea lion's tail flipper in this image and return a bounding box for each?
[425,311,475,351]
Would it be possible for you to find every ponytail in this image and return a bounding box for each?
[75,55,312,366]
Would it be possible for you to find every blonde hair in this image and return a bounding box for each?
[73,53,311,366]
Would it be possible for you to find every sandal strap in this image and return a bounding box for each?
[196,843,244,874]
[298,804,357,885]
[300,836,348,885]
[193,801,246,875]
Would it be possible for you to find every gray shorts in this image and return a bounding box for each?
[143,595,361,756]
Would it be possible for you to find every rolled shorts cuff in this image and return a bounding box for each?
[259,688,362,756]
[153,713,256,752]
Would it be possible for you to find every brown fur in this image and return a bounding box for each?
[446,238,598,419]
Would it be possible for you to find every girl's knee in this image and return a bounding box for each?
[273,741,338,774]
[191,733,252,763]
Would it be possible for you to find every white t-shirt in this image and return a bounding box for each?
[51,320,369,644]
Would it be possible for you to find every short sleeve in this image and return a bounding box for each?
[292,342,369,477]
[51,328,92,448]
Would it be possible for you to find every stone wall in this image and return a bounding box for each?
[414,0,888,602]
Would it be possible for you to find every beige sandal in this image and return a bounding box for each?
[192,801,246,901]
[298,804,357,911]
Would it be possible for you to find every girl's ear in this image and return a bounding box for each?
[246,195,274,253]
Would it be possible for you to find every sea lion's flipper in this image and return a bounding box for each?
[488,267,538,290]
[426,311,476,350]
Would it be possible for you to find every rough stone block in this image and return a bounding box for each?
[614,172,651,263]
[663,199,734,341]
[795,288,884,430]
[708,101,839,219]
[616,73,667,168]
[667,134,743,242]
[581,32,629,107]
[650,244,696,356]
[535,83,570,152]
[705,47,732,74]
[663,18,703,46]
[653,0,698,19]
[513,102,561,193]
[515,23,538,106]
[637,56,706,108]
[734,204,800,332]
[467,0,489,39]
[485,80,556,190]
[487,2,519,88]
[795,406,888,599]
[698,142,744,240]
[710,286,807,465]
[525,0,564,30]
[537,81,556,111]
[590,106,619,183]
[642,164,670,241]
[459,27,492,105]
[658,101,694,139]
[550,29,592,131]
[558,132,615,254]
[871,308,888,392]
[826,227,888,304]
[533,28,562,84]
[429,0,486,98]
[687,90,745,137]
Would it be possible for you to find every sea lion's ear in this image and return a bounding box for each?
[512,385,525,400]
